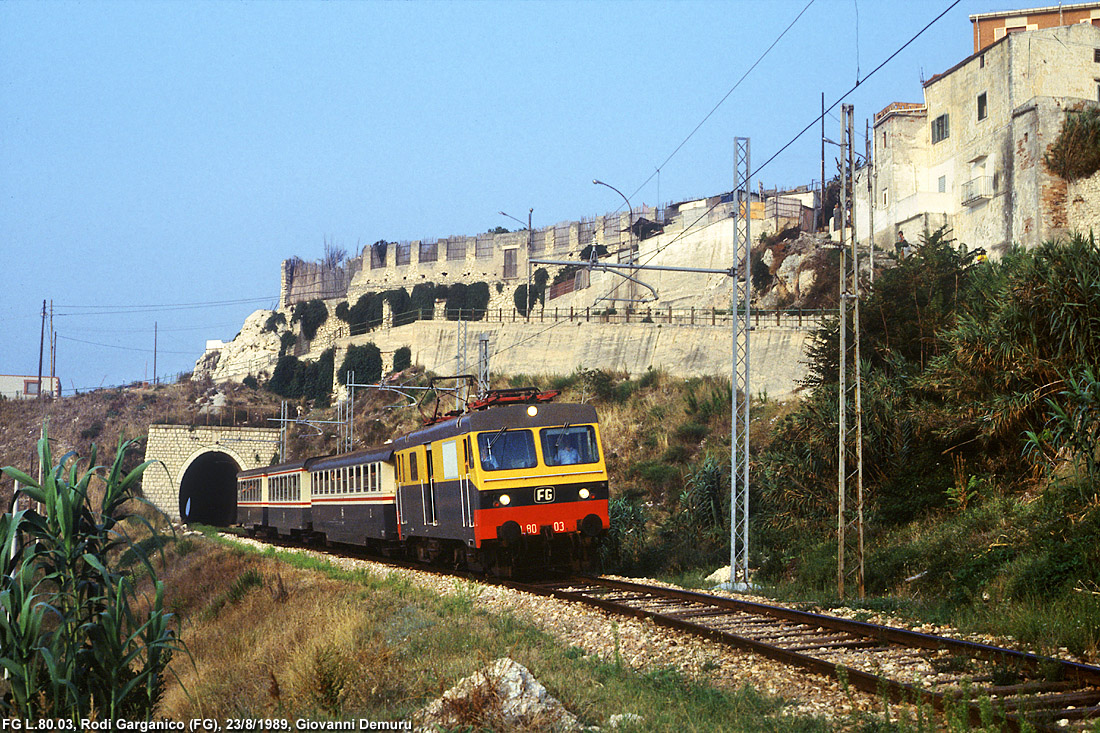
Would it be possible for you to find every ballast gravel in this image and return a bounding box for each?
[217,533,883,723]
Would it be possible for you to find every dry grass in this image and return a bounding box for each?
[155,543,397,718]
[148,536,827,730]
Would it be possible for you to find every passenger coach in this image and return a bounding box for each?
[235,391,609,573]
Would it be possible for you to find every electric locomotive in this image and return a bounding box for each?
[235,390,609,573]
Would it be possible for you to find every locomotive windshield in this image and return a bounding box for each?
[478,429,537,471]
[541,425,600,466]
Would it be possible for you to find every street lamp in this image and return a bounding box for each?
[498,208,532,235]
[592,179,636,303]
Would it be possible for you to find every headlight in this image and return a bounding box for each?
[578,488,591,499]
[527,405,538,417]
[499,494,511,506]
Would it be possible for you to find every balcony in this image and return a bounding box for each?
[961,176,994,206]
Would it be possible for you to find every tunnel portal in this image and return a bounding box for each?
[178,450,240,526]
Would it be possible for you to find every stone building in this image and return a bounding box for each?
[855,7,1100,254]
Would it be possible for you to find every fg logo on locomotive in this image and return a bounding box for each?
[534,486,555,503]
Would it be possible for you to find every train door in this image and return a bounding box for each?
[462,436,473,528]
[423,444,437,526]
[441,438,472,530]
[397,453,409,529]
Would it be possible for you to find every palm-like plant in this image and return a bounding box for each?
[1,429,184,720]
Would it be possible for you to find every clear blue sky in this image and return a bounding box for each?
[2,0,1011,393]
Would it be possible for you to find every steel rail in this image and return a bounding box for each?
[506,576,1100,732]
[219,530,1099,731]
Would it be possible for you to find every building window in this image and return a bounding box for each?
[882,130,887,148]
[1094,48,1100,62]
[882,188,888,207]
[977,92,987,121]
[979,53,985,68]
[938,175,947,193]
[932,113,950,144]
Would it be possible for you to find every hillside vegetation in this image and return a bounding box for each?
[2,228,1098,665]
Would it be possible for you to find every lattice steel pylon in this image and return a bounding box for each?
[456,317,468,410]
[477,333,491,397]
[731,137,751,587]
[837,104,865,599]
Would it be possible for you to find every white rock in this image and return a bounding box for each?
[609,713,645,729]
[193,309,283,384]
[413,657,582,732]
[705,566,732,584]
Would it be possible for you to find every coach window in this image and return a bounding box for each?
[409,452,419,482]
[541,425,600,466]
[477,429,537,471]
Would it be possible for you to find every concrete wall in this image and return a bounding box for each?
[142,425,281,521]
[329,319,811,401]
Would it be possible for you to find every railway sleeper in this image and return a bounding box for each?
[784,638,883,653]
[989,688,1100,712]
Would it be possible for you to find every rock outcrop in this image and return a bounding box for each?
[413,657,582,732]
[193,309,283,384]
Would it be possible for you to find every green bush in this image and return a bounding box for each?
[684,380,732,420]
[631,460,680,490]
[279,331,297,356]
[661,445,691,464]
[0,430,183,719]
[441,282,491,320]
[674,422,709,443]
[409,283,437,320]
[338,344,383,386]
[600,496,650,572]
[384,288,413,326]
[263,311,286,333]
[393,346,412,373]
[291,300,329,341]
[1044,104,1100,182]
[751,251,772,292]
[345,293,384,335]
[514,268,550,317]
[267,348,335,405]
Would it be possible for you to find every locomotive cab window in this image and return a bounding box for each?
[541,425,600,466]
[478,429,537,471]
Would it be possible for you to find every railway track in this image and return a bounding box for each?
[219,530,1100,730]
[507,575,1100,731]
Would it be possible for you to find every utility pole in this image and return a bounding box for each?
[837,104,865,600]
[820,92,826,231]
[37,300,45,399]
[866,118,875,282]
[49,301,55,395]
[153,321,158,386]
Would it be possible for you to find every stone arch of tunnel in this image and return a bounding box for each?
[178,449,241,526]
